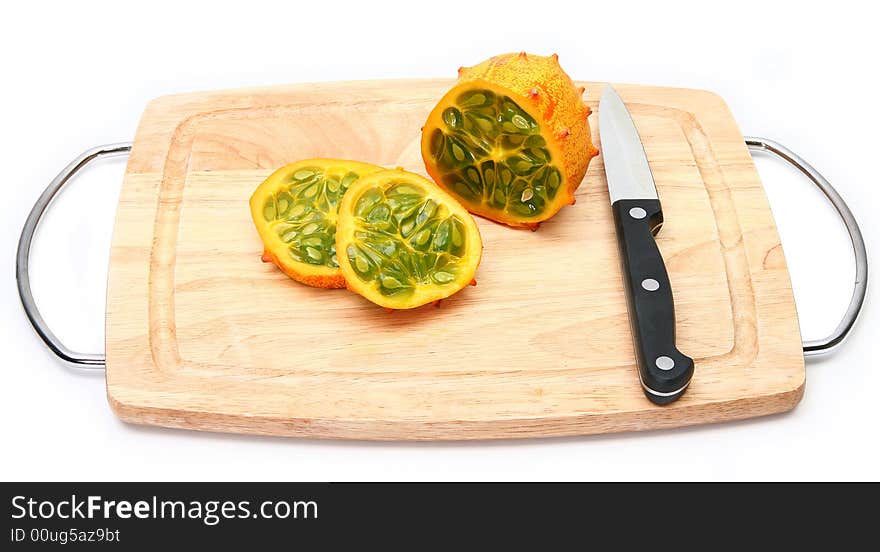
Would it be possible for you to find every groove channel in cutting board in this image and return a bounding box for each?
[105,79,804,440]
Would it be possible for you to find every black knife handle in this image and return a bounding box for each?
[611,199,694,405]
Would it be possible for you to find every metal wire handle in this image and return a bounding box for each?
[746,137,868,356]
[15,138,868,367]
[15,143,132,368]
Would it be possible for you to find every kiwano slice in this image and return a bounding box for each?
[421,52,599,230]
[336,168,482,309]
[250,159,383,288]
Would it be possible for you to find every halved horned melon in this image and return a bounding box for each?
[250,159,383,288]
[421,52,599,229]
[336,168,482,309]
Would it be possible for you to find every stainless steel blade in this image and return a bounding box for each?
[599,85,659,204]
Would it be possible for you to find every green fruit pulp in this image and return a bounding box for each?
[262,168,362,268]
[430,89,563,219]
[345,181,470,297]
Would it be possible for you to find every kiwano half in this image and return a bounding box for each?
[421,52,599,230]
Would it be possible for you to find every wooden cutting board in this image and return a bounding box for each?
[105,79,805,440]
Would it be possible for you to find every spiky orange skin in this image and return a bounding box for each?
[422,52,599,229]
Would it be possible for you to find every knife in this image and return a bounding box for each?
[599,85,694,405]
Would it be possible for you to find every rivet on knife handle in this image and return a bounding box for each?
[612,198,694,404]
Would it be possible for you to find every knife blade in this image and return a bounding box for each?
[599,85,694,405]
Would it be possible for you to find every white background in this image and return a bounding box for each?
[1,0,877,481]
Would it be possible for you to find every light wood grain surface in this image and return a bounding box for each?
[104,79,805,440]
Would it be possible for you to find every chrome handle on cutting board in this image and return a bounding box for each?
[746,137,868,357]
[15,139,868,367]
[15,142,132,369]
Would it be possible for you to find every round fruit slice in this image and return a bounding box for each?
[421,52,599,230]
[250,159,383,288]
[336,168,482,309]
